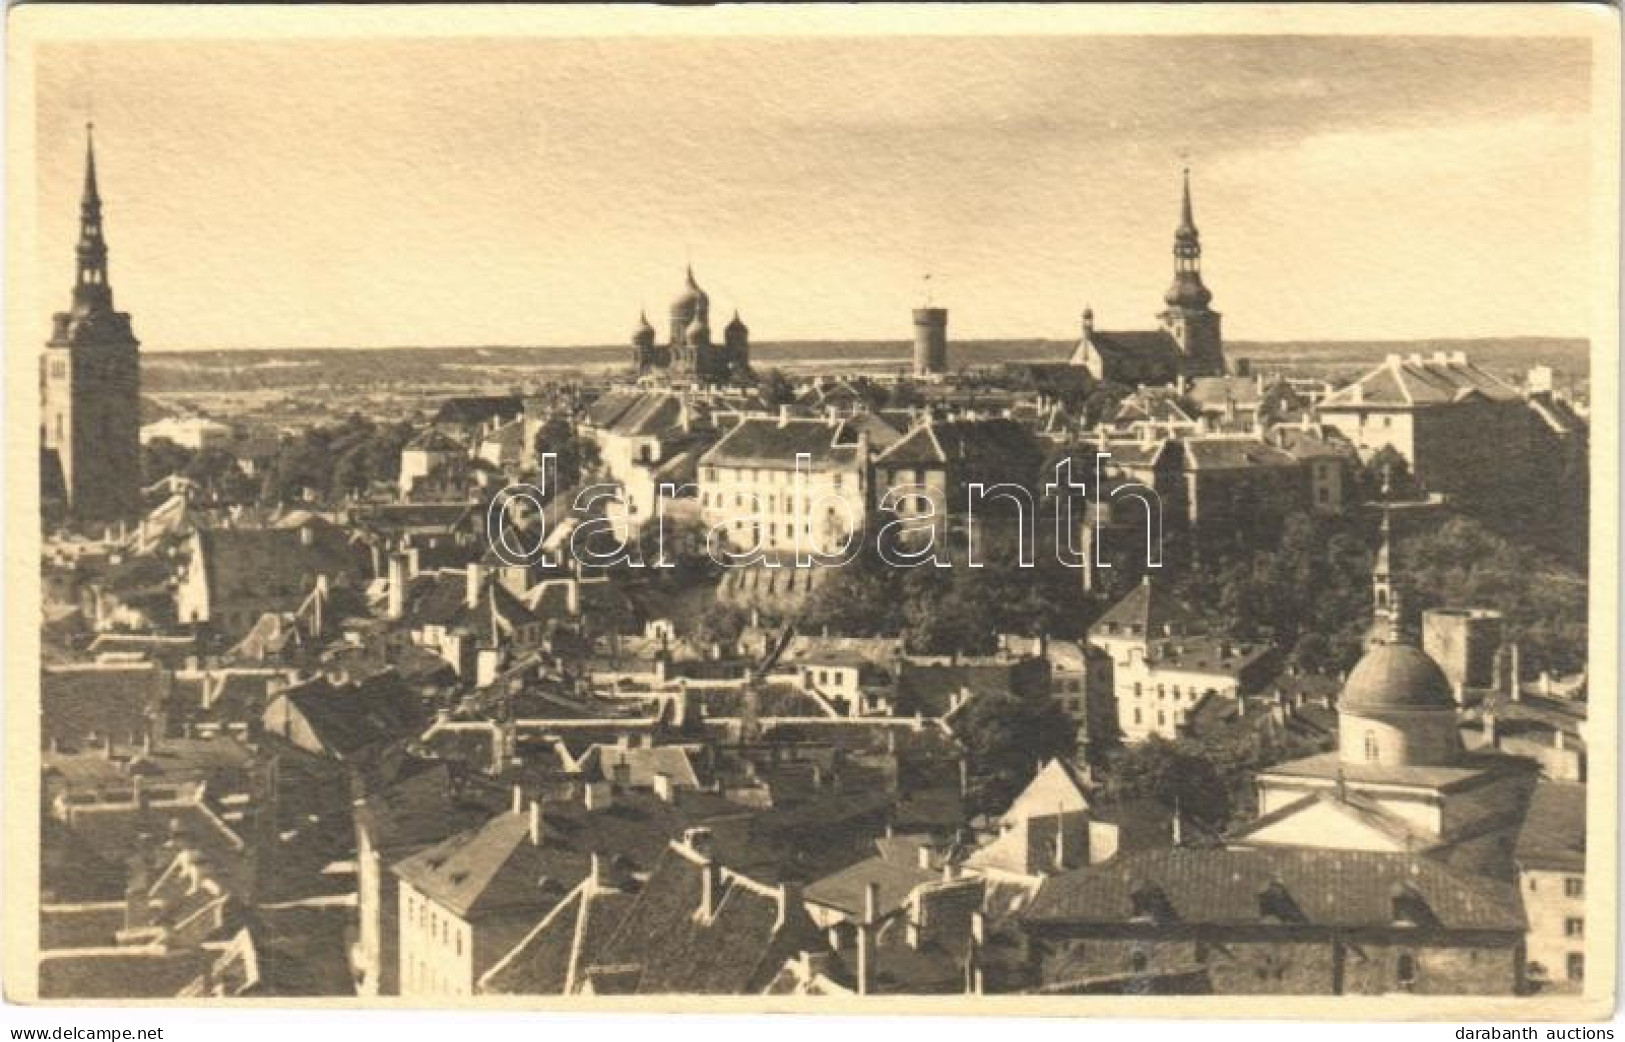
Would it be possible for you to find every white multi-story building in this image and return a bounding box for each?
[1087,577,1271,743]
[698,411,870,560]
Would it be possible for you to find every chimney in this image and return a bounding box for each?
[1482,711,1498,748]
[589,852,606,892]
[511,784,524,815]
[466,563,485,609]
[778,404,791,428]
[652,771,676,804]
[917,845,933,871]
[1509,643,1522,701]
[1081,306,1094,340]
[387,553,408,620]
[566,578,581,616]
[584,780,613,812]
[300,523,315,547]
[857,881,880,996]
[528,799,544,847]
[775,880,804,931]
[476,647,501,689]
[968,910,986,995]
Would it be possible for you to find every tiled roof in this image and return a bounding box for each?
[266,671,421,759]
[805,851,937,919]
[1087,330,1182,367]
[585,844,824,994]
[701,417,865,470]
[1024,846,1524,931]
[1320,355,1522,410]
[874,418,1043,474]
[480,883,637,994]
[42,664,166,751]
[393,809,578,919]
[1513,781,1585,872]
[1186,375,1265,410]
[1090,578,1201,640]
[1182,437,1300,471]
[195,523,371,607]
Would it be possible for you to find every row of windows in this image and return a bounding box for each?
[1131,682,1213,702]
[1528,876,1585,898]
[703,466,848,489]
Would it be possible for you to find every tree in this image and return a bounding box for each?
[755,369,797,408]
[1103,737,1229,831]
[952,692,1077,816]
[534,416,599,487]
[141,437,194,487]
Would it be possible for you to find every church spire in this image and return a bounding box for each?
[74,122,112,314]
[1370,466,1406,645]
[1164,167,1211,309]
[1178,166,1196,235]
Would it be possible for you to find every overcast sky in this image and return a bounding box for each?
[31,34,1595,350]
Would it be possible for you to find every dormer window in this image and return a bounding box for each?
[1129,881,1174,923]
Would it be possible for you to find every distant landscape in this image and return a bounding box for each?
[140,336,1591,395]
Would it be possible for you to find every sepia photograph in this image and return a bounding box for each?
[3,2,1617,1026]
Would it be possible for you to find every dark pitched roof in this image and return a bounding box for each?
[433,395,524,427]
[1090,578,1202,640]
[196,522,371,607]
[1024,847,1524,932]
[42,665,166,750]
[1513,781,1585,872]
[702,417,865,470]
[392,809,577,919]
[1182,437,1300,471]
[1320,355,1521,410]
[585,844,823,994]
[266,672,421,759]
[1088,330,1182,366]
[875,418,1042,474]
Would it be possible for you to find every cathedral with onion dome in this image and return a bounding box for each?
[631,266,751,385]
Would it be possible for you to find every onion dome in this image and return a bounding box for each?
[632,310,655,346]
[685,312,710,345]
[1340,642,1456,714]
[1165,272,1213,308]
[673,265,709,314]
[726,310,748,338]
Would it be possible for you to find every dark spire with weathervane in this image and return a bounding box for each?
[73,123,114,316]
[1164,168,1212,310]
[1368,466,1406,646]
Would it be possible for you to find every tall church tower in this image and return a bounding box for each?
[1158,169,1225,377]
[41,125,142,523]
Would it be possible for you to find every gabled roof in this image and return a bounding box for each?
[1513,781,1585,873]
[42,664,166,751]
[1090,578,1201,641]
[432,395,524,427]
[194,522,370,607]
[805,843,938,919]
[265,671,420,759]
[701,417,865,470]
[583,843,824,994]
[874,418,1042,473]
[1182,437,1299,471]
[1087,330,1182,366]
[393,808,578,919]
[1024,846,1523,931]
[1320,355,1522,411]
[479,881,637,994]
[602,393,686,439]
[1001,758,1092,826]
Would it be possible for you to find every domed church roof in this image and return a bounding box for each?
[1340,642,1455,714]
[673,265,709,312]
